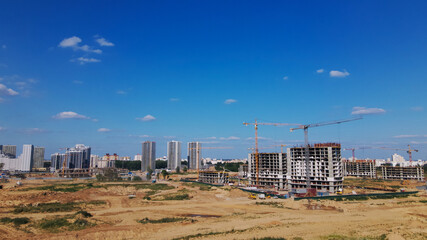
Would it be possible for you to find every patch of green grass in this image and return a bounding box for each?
[419,200,427,203]
[104,183,174,191]
[183,182,212,191]
[13,200,106,214]
[20,183,101,193]
[37,213,96,232]
[256,202,284,208]
[163,193,190,200]
[397,200,416,204]
[172,228,249,240]
[0,217,30,226]
[138,217,187,224]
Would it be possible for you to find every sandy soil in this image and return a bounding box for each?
[0,178,426,240]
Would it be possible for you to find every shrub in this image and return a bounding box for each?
[75,210,92,218]
[0,217,30,226]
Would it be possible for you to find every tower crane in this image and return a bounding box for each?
[188,146,232,180]
[243,120,300,185]
[378,145,418,164]
[289,117,362,189]
[58,147,69,177]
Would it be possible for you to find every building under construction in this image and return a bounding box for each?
[343,159,376,178]
[381,166,424,181]
[248,153,286,189]
[198,171,229,184]
[248,143,344,193]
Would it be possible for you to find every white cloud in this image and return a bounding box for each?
[136,114,156,122]
[53,111,90,120]
[0,127,5,131]
[59,36,82,48]
[96,38,114,47]
[220,136,240,140]
[0,83,19,96]
[139,134,150,138]
[316,69,324,73]
[246,136,270,141]
[351,106,386,115]
[224,99,237,104]
[116,90,127,95]
[393,135,419,138]
[283,76,288,80]
[2,45,6,49]
[410,106,423,112]
[163,136,175,139]
[170,98,180,102]
[59,37,102,54]
[73,57,101,64]
[409,141,427,145]
[97,128,111,133]
[330,70,350,78]
[73,80,83,84]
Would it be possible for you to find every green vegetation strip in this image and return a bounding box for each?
[172,228,249,240]
[104,183,174,191]
[20,183,101,192]
[183,182,212,191]
[0,217,30,226]
[37,211,95,233]
[295,191,418,201]
[138,217,188,224]
[13,200,106,214]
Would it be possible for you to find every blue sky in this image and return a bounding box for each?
[1,1,427,160]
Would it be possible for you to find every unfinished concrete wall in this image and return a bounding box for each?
[344,160,376,178]
[199,171,229,184]
[381,166,424,181]
[248,153,286,189]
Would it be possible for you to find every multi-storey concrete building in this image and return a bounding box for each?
[2,145,17,158]
[381,166,424,181]
[32,147,45,169]
[198,171,229,184]
[142,141,156,171]
[248,153,286,189]
[248,143,344,193]
[188,142,201,170]
[167,141,181,171]
[343,159,376,178]
[50,144,91,170]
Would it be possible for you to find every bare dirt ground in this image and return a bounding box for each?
[0,177,426,240]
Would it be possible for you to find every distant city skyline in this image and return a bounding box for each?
[1,1,427,159]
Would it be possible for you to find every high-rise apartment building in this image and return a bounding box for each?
[33,147,45,169]
[51,144,91,170]
[188,142,201,170]
[142,141,156,171]
[2,145,17,158]
[21,144,34,171]
[167,141,181,171]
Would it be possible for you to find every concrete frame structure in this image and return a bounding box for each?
[198,171,229,184]
[248,143,344,193]
[344,160,376,178]
[248,153,286,189]
[381,166,424,181]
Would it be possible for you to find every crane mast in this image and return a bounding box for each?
[243,120,299,186]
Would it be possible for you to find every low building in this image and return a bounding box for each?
[381,166,424,181]
[198,171,229,184]
[343,159,376,178]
